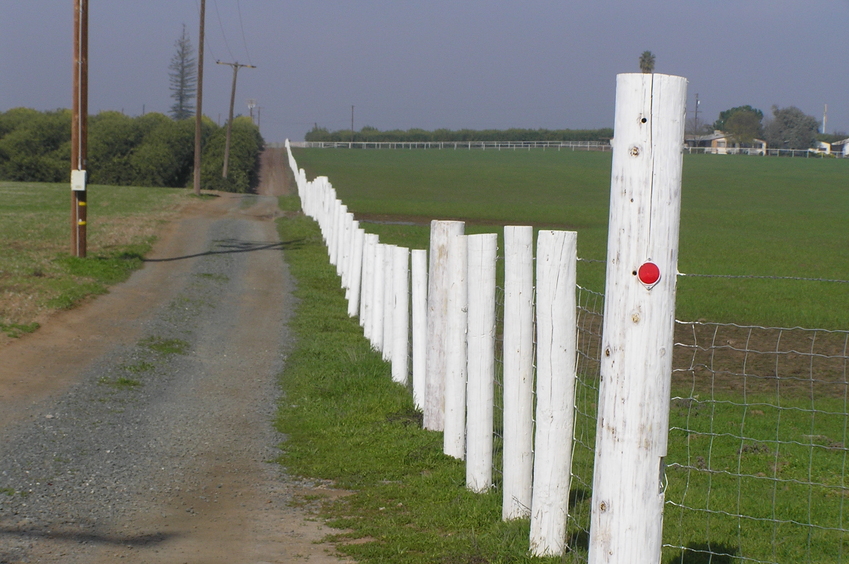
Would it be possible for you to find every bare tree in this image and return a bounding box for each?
[639,51,656,73]
[169,24,197,121]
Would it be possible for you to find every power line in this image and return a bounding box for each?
[213,0,234,62]
[236,0,252,66]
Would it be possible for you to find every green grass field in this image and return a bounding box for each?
[275,194,849,563]
[0,181,187,336]
[281,149,849,562]
[292,148,849,330]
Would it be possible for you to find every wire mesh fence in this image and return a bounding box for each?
[665,322,849,563]
[566,285,606,560]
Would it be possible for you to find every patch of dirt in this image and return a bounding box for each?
[258,148,295,197]
[577,304,849,399]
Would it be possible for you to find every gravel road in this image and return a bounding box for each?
[0,191,351,563]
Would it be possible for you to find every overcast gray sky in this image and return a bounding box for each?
[1,1,847,142]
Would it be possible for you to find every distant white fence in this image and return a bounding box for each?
[272,141,847,158]
[282,140,612,151]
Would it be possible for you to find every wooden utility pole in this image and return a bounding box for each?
[193,0,205,196]
[217,61,256,178]
[71,0,88,258]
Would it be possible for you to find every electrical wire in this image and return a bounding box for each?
[193,0,219,63]
[236,0,253,66]
[213,0,235,62]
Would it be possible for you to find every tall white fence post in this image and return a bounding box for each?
[361,234,378,337]
[466,233,497,492]
[340,212,354,290]
[411,249,428,410]
[347,226,365,318]
[529,230,578,557]
[443,232,468,459]
[502,225,535,520]
[391,246,410,385]
[588,73,687,564]
[382,245,396,362]
[425,220,465,431]
[371,243,385,353]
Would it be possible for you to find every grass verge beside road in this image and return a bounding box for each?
[274,195,557,564]
[0,181,188,339]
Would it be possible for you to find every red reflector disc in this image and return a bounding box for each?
[638,262,661,286]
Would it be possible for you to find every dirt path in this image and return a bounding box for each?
[0,169,352,562]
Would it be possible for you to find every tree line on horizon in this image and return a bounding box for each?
[304,125,615,144]
[0,108,264,193]
[703,104,842,150]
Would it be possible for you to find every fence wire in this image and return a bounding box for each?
[666,321,849,563]
[565,285,606,560]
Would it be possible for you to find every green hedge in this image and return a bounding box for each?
[0,108,263,192]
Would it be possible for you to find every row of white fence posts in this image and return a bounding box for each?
[283,71,686,563]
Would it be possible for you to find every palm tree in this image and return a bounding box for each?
[639,51,656,74]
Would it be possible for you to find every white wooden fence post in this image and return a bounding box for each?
[391,246,410,385]
[425,220,465,431]
[588,73,687,564]
[529,230,578,557]
[502,225,535,520]
[334,205,347,273]
[466,233,497,492]
[443,232,468,459]
[329,200,342,261]
[340,212,354,288]
[371,243,385,353]
[347,226,365,318]
[382,245,396,362]
[411,249,428,410]
[361,234,378,336]
[300,170,310,213]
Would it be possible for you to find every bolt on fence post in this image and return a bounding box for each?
[529,230,578,557]
[425,220,465,431]
[588,73,687,564]
[502,225,535,520]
